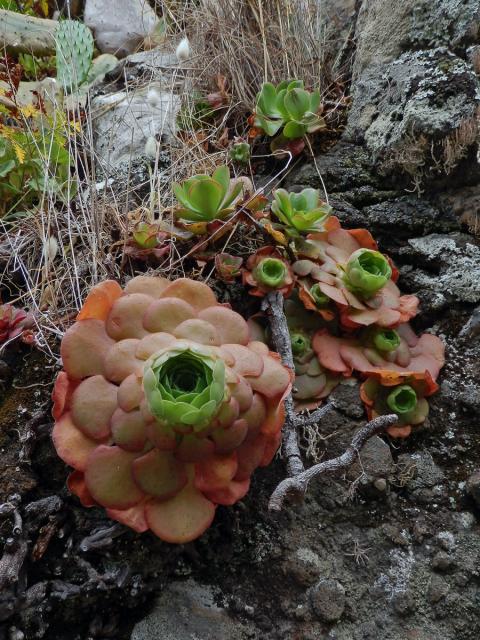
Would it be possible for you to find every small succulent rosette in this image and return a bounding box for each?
[294,218,418,329]
[313,322,445,382]
[253,80,325,140]
[270,188,332,238]
[360,371,439,438]
[243,247,295,297]
[173,165,243,224]
[52,276,292,543]
[0,304,36,344]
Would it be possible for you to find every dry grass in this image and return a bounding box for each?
[0,0,348,353]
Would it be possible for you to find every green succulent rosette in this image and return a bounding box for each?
[143,342,227,433]
[369,327,401,353]
[271,188,331,237]
[254,80,325,140]
[229,142,251,164]
[173,165,243,222]
[342,248,392,299]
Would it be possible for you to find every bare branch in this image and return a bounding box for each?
[262,291,304,476]
[268,414,398,512]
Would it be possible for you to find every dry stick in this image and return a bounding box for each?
[262,291,399,511]
[269,413,399,512]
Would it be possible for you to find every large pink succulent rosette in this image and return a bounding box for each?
[52,277,292,543]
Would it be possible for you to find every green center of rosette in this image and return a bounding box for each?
[143,343,226,433]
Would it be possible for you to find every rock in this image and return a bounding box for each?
[427,575,450,603]
[348,435,394,481]
[466,470,480,506]
[346,48,479,179]
[431,551,455,572]
[282,547,324,587]
[309,579,346,623]
[121,49,182,83]
[131,579,256,640]
[398,452,445,492]
[401,233,480,304]
[84,0,158,57]
[91,82,180,169]
[353,0,480,79]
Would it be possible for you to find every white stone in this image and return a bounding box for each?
[91,82,180,169]
[84,0,159,57]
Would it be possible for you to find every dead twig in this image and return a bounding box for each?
[79,523,126,552]
[262,291,398,510]
[268,414,398,511]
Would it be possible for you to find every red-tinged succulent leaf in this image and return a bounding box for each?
[261,399,286,436]
[230,376,254,411]
[111,408,148,451]
[313,330,352,375]
[160,278,217,311]
[176,434,215,462]
[195,452,238,492]
[247,340,270,356]
[387,425,412,438]
[67,470,97,507]
[71,376,117,440]
[214,397,240,428]
[246,354,292,398]
[104,339,143,383]
[117,374,144,412]
[52,413,100,471]
[85,446,144,509]
[235,433,267,481]
[198,307,250,345]
[106,500,149,533]
[260,430,282,466]
[77,281,123,321]
[145,481,216,544]
[398,295,420,322]
[106,294,153,340]
[328,228,361,255]
[211,419,249,453]
[173,318,220,346]
[203,477,250,506]
[132,449,187,499]
[347,306,401,328]
[347,228,378,251]
[239,393,267,437]
[220,344,264,377]
[61,319,115,379]
[52,372,79,420]
[136,333,175,360]
[143,298,197,334]
[124,275,169,297]
[146,421,177,451]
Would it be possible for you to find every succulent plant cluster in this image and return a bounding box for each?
[52,277,292,543]
[234,191,443,435]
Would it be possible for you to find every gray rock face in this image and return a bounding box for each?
[401,233,480,304]
[84,0,158,57]
[131,579,256,640]
[466,470,480,507]
[353,0,480,79]
[346,49,479,177]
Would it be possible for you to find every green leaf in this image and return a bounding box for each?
[282,120,307,139]
[212,165,230,195]
[284,88,311,121]
[220,180,243,210]
[187,180,224,218]
[0,160,16,177]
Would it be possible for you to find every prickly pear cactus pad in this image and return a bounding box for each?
[51,276,292,543]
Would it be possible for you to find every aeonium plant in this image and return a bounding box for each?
[52,276,292,543]
[173,165,243,223]
[360,371,438,438]
[270,188,332,238]
[253,80,325,140]
[243,247,295,297]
